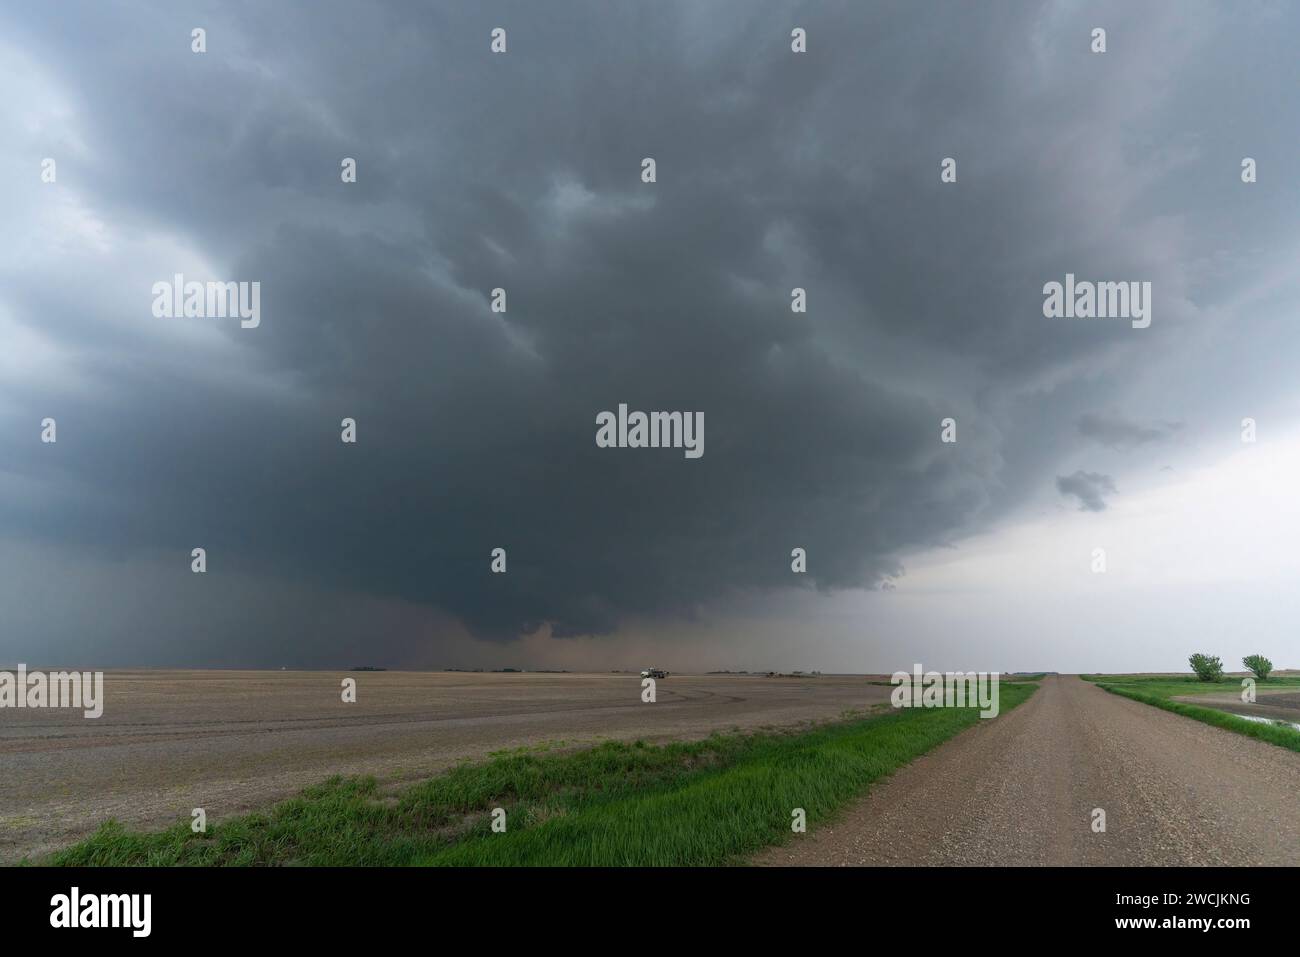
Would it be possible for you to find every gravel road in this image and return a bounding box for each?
[756,675,1300,866]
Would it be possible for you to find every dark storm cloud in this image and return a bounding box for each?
[3,0,1298,662]
[1055,471,1117,513]
[1077,412,1182,450]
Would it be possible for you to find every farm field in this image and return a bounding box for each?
[1084,673,1300,751]
[0,669,894,863]
[40,680,1040,866]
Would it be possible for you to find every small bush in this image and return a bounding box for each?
[1188,653,1223,682]
[1242,654,1274,681]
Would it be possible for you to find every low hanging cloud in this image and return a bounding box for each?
[1077,412,1182,450]
[1056,471,1118,512]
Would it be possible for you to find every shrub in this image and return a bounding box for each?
[1188,653,1223,682]
[1242,654,1274,681]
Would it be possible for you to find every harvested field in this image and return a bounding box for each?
[0,670,892,862]
[1170,687,1300,727]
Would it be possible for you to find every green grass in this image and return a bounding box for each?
[1082,674,1300,753]
[39,682,1037,867]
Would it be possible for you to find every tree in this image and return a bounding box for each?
[1188,653,1223,682]
[1242,654,1273,681]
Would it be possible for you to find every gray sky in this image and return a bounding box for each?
[3,1,1298,673]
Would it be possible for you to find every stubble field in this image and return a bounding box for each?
[0,669,893,862]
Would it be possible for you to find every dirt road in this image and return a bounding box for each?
[0,670,891,863]
[756,675,1300,866]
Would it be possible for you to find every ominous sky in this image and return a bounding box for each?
[3,1,1299,673]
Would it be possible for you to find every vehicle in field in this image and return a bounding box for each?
[640,668,669,679]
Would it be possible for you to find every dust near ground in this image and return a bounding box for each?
[0,670,892,863]
[755,675,1300,866]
